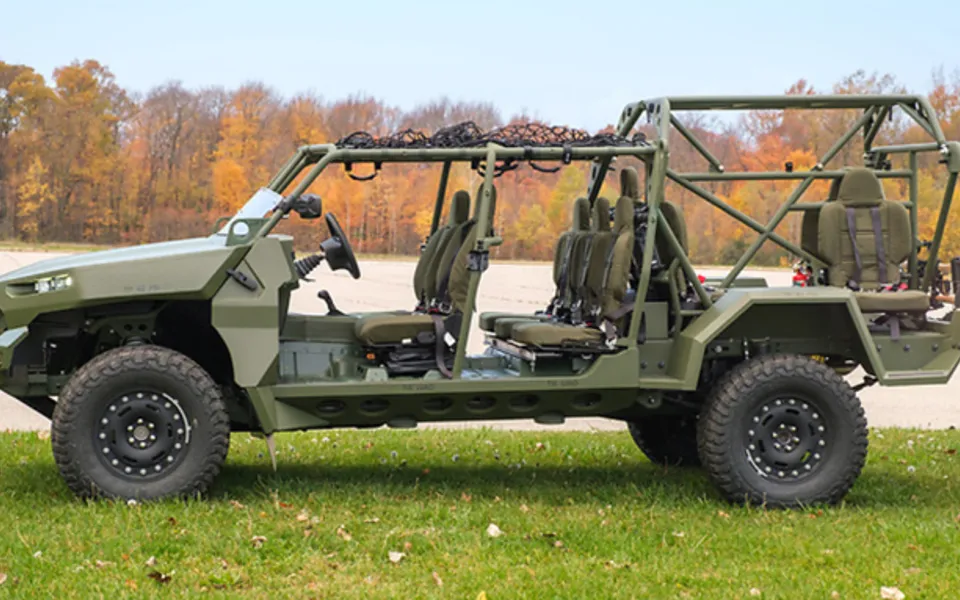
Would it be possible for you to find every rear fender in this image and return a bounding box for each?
[668,287,895,388]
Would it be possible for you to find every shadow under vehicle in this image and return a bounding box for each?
[2,95,959,507]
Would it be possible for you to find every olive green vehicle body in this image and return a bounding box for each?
[2,94,960,434]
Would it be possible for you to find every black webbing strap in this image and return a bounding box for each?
[435,220,477,309]
[845,207,862,288]
[430,314,453,378]
[870,206,888,284]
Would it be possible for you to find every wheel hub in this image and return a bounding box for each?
[95,392,191,479]
[745,397,827,481]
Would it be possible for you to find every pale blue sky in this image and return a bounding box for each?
[3,0,959,130]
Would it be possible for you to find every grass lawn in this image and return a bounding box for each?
[1,428,959,599]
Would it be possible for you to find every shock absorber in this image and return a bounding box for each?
[293,253,324,279]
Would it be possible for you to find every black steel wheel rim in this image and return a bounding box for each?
[94,391,191,479]
[743,395,830,482]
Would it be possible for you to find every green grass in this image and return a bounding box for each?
[1,428,959,599]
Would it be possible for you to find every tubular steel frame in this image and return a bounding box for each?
[255,95,960,379]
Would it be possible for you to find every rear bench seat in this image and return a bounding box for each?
[478,196,591,334]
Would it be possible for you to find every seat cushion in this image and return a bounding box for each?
[510,322,603,347]
[355,314,435,345]
[493,316,550,338]
[855,290,928,313]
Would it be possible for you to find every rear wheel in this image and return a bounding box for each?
[697,354,868,508]
[627,415,700,466]
[52,345,230,500]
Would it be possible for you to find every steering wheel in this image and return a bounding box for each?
[320,213,361,279]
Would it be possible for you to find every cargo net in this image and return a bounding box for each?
[336,121,647,150]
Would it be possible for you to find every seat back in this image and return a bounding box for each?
[600,168,640,319]
[818,168,911,289]
[576,196,612,320]
[441,184,498,313]
[550,197,591,312]
[415,190,470,305]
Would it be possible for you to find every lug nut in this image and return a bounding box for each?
[102,447,109,454]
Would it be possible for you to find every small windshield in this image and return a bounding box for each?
[216,188,284,235]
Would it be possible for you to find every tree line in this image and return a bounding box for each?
[2,60,960,264]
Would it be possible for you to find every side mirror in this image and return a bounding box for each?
[290,194,323,219]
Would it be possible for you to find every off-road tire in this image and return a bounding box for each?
[628,415,701,467]
[697,354,867,508]
[52,345,230,500]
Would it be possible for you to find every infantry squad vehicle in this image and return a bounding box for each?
[1,95,958,507]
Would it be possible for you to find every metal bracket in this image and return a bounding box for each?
[226,268,259,292]
[467,250,489,273]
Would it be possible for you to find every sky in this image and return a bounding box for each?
[3,0,960,131]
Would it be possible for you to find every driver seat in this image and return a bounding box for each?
[354,185,496,366]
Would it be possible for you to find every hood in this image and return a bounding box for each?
[0,235,247,329]
[0,236,230,284]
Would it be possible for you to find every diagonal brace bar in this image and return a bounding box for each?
[670,115,724,173]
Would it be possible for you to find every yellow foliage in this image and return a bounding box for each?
[212,159,251,213]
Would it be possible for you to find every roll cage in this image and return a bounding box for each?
[253,94,960,378]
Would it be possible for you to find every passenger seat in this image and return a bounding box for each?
[508,168,641,348]
[479,196,592,335]
[817,167,928,333]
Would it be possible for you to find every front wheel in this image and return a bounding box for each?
[51,345,231,500]
[697,354,868,508]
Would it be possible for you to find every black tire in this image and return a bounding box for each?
[628,415,701,466]
[52,345,230,500]
[697,354,867,508]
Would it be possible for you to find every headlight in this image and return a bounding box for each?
[34,275,72,294]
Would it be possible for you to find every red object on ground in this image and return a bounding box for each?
[697,274,706,283]
[792,271,808,287]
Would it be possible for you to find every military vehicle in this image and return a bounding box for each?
[1,95,958,507]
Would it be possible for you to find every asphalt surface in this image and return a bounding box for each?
[0,250,957,432]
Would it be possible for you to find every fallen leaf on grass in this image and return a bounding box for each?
[672,531,685,538]
[278,502,293,510]
[336,527,353,542]
[296,510,310,522]
[830,591,840,599]
[717,511,730,519]
[477,593,488,600]
[145,556,156,567]
[36,430,49,440]
[403,541,413,551]
[904,567,923,575]
[32,551,41,559]
[364,517,380,524]
[0,573,6,586]
[229,500,245,510]
[553,540,564,548]
[749,588,761,597]
[250,536,267,549]
[147,570,172,584]
[124,579,138,591]
[95,560,113,569]
[519,504,530,513]
[945,448,957,455]
[880,587,905,600]
[166,517,177,527]
[388,551,405,564]
[461,493,472,503]
[486,523,503,538]
[432,571,443,587]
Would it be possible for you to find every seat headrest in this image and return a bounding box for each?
[593,197,611,232]
[474,183,497,230]
[448,190,471,225]
[572,197,590,231]
[613,196,634,233]
[837,167,884,207]
[620,167,640,199]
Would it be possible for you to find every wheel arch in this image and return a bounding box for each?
[670,288,881,389]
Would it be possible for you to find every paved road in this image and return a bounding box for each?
[0,250,957,432]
